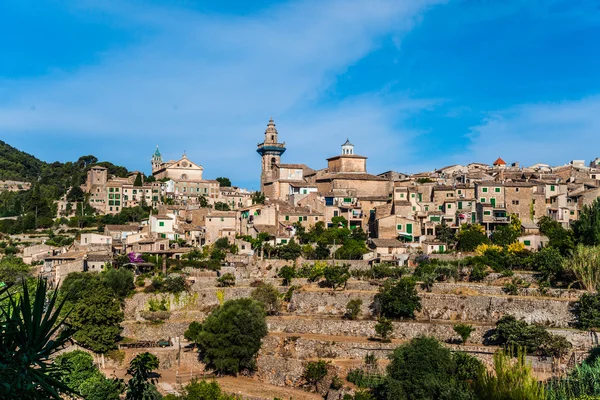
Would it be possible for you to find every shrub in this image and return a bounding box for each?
[469,263,489,282]
[345,299,362,320]
[278,265,296,286]
[250,283,281,315]
[474,349,545,400]
[457,224,489,252]
[147,297,168,312]
[375,277,421,319]
[374,316,393,342]
[454,323,475,344]
[135,275,145,287]
[163,275,187,293]
[303,360,329,390]
[217,273,235,287]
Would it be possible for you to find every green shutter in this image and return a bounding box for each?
[524,240,531,246]
[406,224,412,234]
[495,187,501,193]
[458,201,462,209]
[482,188,488,193]
[439,245,444,252]
[285,216,289,221]
[397,224,402,230]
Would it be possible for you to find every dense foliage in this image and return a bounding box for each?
[381,336,483,400]
[191,298,268,375]
[56,350,123,399]
[374,277,421,319]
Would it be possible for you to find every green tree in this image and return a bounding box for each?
[61,273,124,353]
[573,199,600,246]
[278,238,302,261]
[384,336,480,400]
[538,216,575,256]
[217,273,235,287]
[574,292,600,329]
[457,224,489,252]
[345,299,362,320]
[375,277,422,319]
[66,186,85,202]
[125,352,161,400]
[375,316,393,342]
[102,267,135,301]
[184,321,203,342]
[0,256,30,285]
[251,191,265,205]
[250,283,281,315]
[454,323,475,344]
[564,244,600,290]
[214,202,230,211]
[491,224,519,247]
[0,278,75,399]
[436,222,457,247]
[196,298,268,375]
[216,177,232,187]
[322,264,350,289]
[533,246,564,283]
[314,241,330,259]
[133,172,143,187]
[278,265,296,286]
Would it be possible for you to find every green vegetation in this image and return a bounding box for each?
[56,350,123,399]
[0,256,30,285]
[383,336,484,400]
[374,316,393,342]
[303,360,329,391]
[375,277,421,319]
[61,272,126,353]
[216,177,232,187]
[250,282,281,315]
[454,323,475,344]
[0,278,75,399]
[457,224,489,252]
[278,265,296,285]
[125,352,161,400]
[322,263,350,289]
[345,298,363,320]
[486,315,571,358]
[217,273,236,287]
[166,379,239,400]
[573,292,600,329]
[474,349,545,400]
[190,298,267,375]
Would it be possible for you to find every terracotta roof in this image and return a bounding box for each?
[493,157,507,165]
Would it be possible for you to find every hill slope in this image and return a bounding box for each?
[0,140,45,182]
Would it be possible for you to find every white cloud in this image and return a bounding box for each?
[463,96,600,167]
[0,0,442,187]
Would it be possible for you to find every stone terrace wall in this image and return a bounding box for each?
[288,290,576,327]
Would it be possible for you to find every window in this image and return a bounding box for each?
[438,205,443,210]
[457,190,462,195]
[159,221,164,227]
[406,224,413,234]
[482,188,488,193]
[425,206,429,211]
[303,216,307,221]
[480,198,486,203]
[430,216,440,222]
[484,210,491,215]
[344,197,352,203]
[495,188,501,193]
[333,211,338,217]
[446,193,452,197]
[447,204,452,209]
[570,211,575,215]
[298,217,302,222]
[109,188,114,192]
[412,206,415,211]
[397,224,403,230]
[281,239,287,244]
[516,188,519,192]
[512,200,519,205]
[550,185,555,191]
[411,193,415,198]
[133,190,137,194]
[524,240,531,246]
[458,201,462,209]
[285,216,289,221]
[400,193,404,198]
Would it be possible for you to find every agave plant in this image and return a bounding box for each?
[0,277,76,399]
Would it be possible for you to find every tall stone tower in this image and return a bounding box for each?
[256,118,286,192]
[151,146,163,173]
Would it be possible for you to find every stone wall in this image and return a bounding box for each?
[288,290,576,327]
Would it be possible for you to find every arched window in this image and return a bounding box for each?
[181,174,188,180]
[271,135,274,141]
[270,157,277,170]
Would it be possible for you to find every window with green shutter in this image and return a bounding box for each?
[458,201,463,209]
[495,187,501,193]
[344,197,352,203]
[480,198,485,203]
[406,224,413,234]
[524,240,531,246]
[281,239,287,244]
[397,224,403,230]
[411,193,415,198]
[550,185,555,191]
[430,216,440,222]
[482,188,488,193]
[159,221,164,227]
[447,204,452,209]
[298,217,302,222]
[285,216,289,221]
[484,211,491,215]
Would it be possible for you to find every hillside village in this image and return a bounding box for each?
[10,118,600,285]
[2,119,600,399]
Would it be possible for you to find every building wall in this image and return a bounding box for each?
[327,157,367,173]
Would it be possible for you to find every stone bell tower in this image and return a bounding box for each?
[256,118,286,192]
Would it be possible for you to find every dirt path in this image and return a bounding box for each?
[101,368,321,400]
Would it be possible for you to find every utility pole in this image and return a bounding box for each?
[332,238,335,266]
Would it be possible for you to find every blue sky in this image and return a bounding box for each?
[1,0,600,189]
